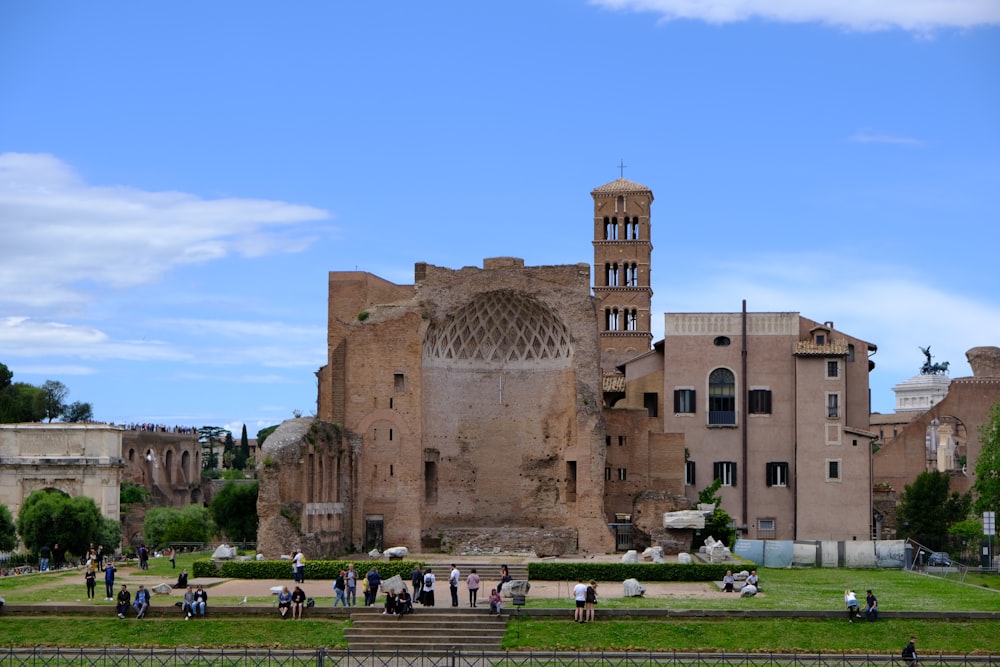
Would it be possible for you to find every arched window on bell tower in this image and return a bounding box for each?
[626,217,639,240]
[605,262,619,287]
[605,217,619,240]
[606,308,620,331]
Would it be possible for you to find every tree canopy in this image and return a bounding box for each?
[0,503,17,552]
[973,401,1000,516]
[898,469,971,552]
[16,489,107,557]
[692,478,736,548]
[209,480,259,542]
[142,504,213,548]
[0,363,92,424]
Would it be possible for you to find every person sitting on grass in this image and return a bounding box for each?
[116,584,131,618]
[193,584,208,618]
[182,586,195,619]
[132,584,150,619]
[291,585,307,620]
[277,586,292,618]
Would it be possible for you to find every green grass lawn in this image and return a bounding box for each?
[2,554,998,654]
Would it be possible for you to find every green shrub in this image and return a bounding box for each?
[526,561,754,582]
[192,559,427,580]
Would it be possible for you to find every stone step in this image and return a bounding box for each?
[346,606,509,652]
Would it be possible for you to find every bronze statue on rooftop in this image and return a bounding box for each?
[919,346,950,375]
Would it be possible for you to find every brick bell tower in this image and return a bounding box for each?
[591,176,654,372]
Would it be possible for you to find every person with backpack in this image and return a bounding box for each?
[902,636,918,667]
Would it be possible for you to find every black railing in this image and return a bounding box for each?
[1,648,996,667]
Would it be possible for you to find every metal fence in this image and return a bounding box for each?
[1,648,996,667]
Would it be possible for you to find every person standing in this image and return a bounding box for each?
[169,548,176,569]
[865,589,879,622]
[104,563,117,600]
[365,566,382,607]
[467,568,481,607]
[39,544,51,572]
[902,636,918,667]
[573,579,587,622]
[52,543,63,569]
[422,567,436,607]
[346,564,358,606]
[449,564,460,607]
[333,570,347,607]
[291,549,303,583]
[844,589,860,622]
[585,580,598,622]
[410,564,424,604]
[84,564,97,600]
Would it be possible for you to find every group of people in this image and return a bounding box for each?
[844,588,878,622]
[277,585,308,619]
[114,584,152,619]
[572,580,599,623]
[722,569,759,595]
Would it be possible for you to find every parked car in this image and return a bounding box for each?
[928,552,953,566]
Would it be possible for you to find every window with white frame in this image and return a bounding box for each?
[713,461,737,486]
[766,461,789,487]
[685,460,696,486]
[674,388,696,414]
[827,360,839,378]
[826,459,841,480]
[827,393,840,419]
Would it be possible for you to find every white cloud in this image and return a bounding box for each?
[849,130,924,146]
[0,316,187,361]
[0,152,332,312]
[590,0,1000,31]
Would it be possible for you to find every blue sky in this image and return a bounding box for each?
[1,1,998,436]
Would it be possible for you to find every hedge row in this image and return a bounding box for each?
[191,559,754,582]
[191,559,424,580]
[526,561,755,582]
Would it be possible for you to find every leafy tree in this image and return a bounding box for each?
[209,481,259,542]
[40,380,69,422]
[143,505,213,548]
[120,480,151,505]
[0,382,46,423]
[692,478,736,548]
[0,503,18,551]
[16,489,105,557]
[0,363,12,391]
[898,470,972,552]
[64,401,94,422]
[198,426,229,470]
[973,401,1000,515]
[98,516,121,552]
[233,424,251,470]
[257,424,278,447]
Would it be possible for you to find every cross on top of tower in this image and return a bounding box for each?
[617,159,627,178]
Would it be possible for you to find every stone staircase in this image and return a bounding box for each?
[344,562,529,653]
[344,607,510,653]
